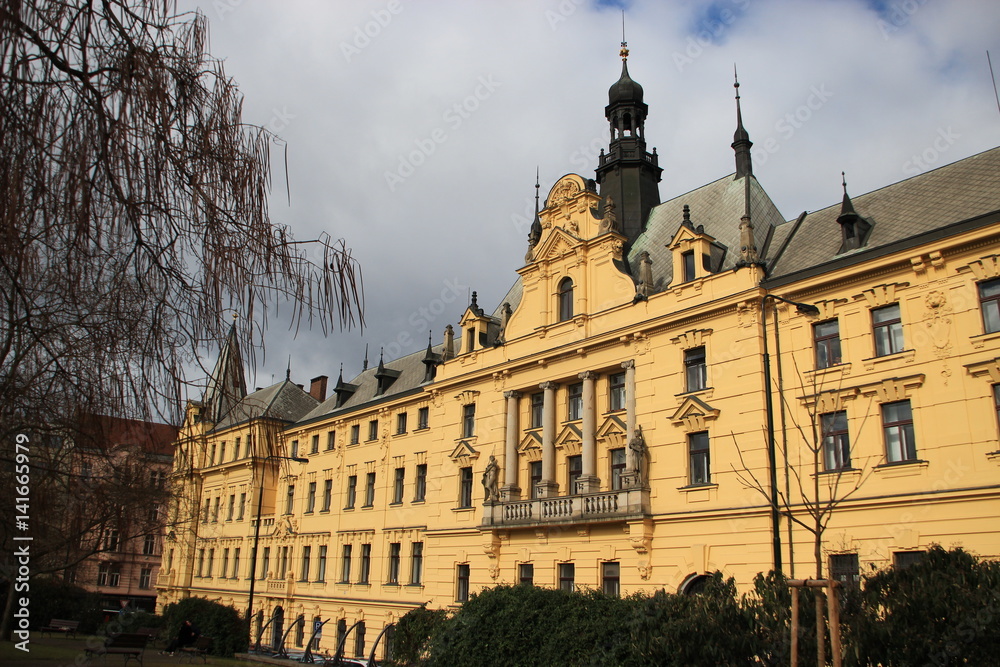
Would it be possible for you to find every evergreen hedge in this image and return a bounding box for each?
[160,597,247,657]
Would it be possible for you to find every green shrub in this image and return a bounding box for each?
[845,545,1000,666]
[27,577,103,633]
[160,597,247,657]
[385,605,448,666]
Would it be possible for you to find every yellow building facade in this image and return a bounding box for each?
[158,52,1000,661]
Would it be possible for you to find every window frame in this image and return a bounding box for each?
[518,563,534,586]
[813,319,842,369]
[284,484,295,515]
[530,392,544,428]
[688,431,711,485]
[610,447,626,490]
[979,278,1000,334]
[829,553,859,587]
[396,412,408,435]
[821,410,851,471]
[300,545,311,582]
[558,277,574,322]
[367,419,379,442]
[417,407,429,430]
[414,464,427,502]
[558,562,575,592]
[392,467,405,504]
[388,542,401,584]
[529,460,542,499]
[602,561,621,596]
[684,346,707,392]
[567,454,582,494]
[609,372,626,412]
[340,544,352,583]
[317,545,327,582]
[882,400,917,463]
[349,424,360,445]
[567,382,583,421]
[872,303,904,357]
[410,542,424,585]
[456,563,470,602]
[345,475,357,509]
[363,472,376,507]
[359,544,371,584]
[462,403,476,438]
[322,479,332,512]
[305,481,317,513]
[459,466,473,508]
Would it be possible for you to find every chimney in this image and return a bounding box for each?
[309,375,328,402]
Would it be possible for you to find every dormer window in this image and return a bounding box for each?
[682,251,696,282]
[837,176,873,253]
[558,278,574,322]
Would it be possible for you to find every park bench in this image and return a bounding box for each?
[85,632,150,666]
[177,636,212,663]
[40,618,80,638]
[136,627,161,644]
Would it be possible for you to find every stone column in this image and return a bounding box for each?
[501,391,521,501]
[621,360,642,486]
[537,381,559,498]
[577,371,600,493]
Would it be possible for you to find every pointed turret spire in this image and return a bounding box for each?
[836,172,872,252]
[202,314,247,424]
[421,331,440,383]
[285,355,291,381]
[839,172,858,219]
[362,343,369,371]
[525,169,543,263]
[732,66,753,179]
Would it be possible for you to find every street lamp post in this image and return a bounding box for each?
[761,294,819,575]
[246,453,308,639]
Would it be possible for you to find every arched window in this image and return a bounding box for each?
[558,277,574,322]
[679,573,711,596]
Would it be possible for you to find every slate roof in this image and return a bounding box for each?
[768,146,1000,279]
[213,379,319,431]
[627,173,787,291]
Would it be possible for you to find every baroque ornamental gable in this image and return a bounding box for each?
[533,226,581,264]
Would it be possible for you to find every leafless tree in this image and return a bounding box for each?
[0,0,363,637]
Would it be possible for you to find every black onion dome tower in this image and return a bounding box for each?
[595,40,662,243]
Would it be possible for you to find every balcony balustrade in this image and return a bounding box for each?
[480,487,648,528]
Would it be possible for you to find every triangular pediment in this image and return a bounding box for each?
[597,415,628,448]
[670,395,720,432]
[534,227,580,262]
[449,440,480,464]
[555,424,582,454]
[517,432,542,461]
[668,224,716,251]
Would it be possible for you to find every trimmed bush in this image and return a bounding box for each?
[27,577,103,633]
[160,597,247,657]
[386,605,448,666]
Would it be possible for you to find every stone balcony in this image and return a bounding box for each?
[480,487,648,529]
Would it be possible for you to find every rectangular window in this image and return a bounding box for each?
[207,548,215,577]
[821,411,851,471]
[232,547,240,578]
[98,563,121,587]
[883,400,917,463]
[529,461,542,499]
[411,542,424,585]
[872,304,904,356]
[290,440,299,459]
[203,498,211,522]
[417,407,429,430]
[609,373,626,412]
[396,412,408,434]
[567,454,582,494]
[279,546,289,578]
[350,424,360,445]
[139,567,152,589]
[393,467,405,504]
[456,564,470,602]
[143,534,156,555]
[567,383,583,421]
[558,563,575,592]
[359,544,371,584]
[519,563,534,585]
[363,472,376,507]
[151,471,166,489]
[326,430,336,451]
[219,442,226,463]
[285,484,295,515]
[345,475,357,509]
[368,420,379,441]
[197,549,205,577]
[317,545,327,582]
[322,479,333,511]
[237,492,246,520]
[212,497,220,522]
[814,319,842,369]
[221,549,229,579]
[459,467,473,508]
[830,553,859,587]
[388,543,401,584]
[530,392,544,428]
[893,551,924,569]
[310,435,320,454]
[689,431,711,485]
[684,346,707,392]
[234,437,241,460]
[980,278,1000,333]
[261,547,270,580]
[462,404,476,437]
[682,250,696,282]
[414,464,427,502]
[300,546,311,582]
[209,444,216,466]
[602,562,620,596]
[354,622,366,658]
[340,544,352,583]
[306,481,317,513]
[610,448,626,490]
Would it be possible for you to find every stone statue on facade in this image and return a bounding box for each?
[482,454,500,503]
[628,427,646,482]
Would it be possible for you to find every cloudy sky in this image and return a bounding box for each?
[174,0,1000,394]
